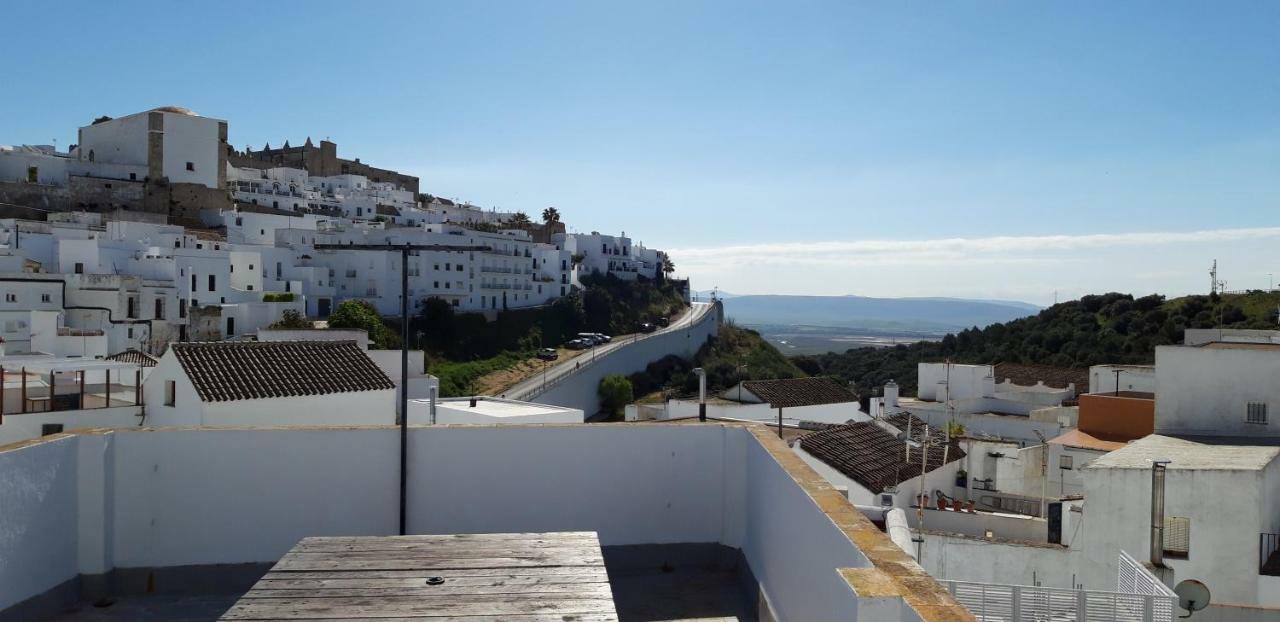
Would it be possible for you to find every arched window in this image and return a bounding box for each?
[88,150,95,162]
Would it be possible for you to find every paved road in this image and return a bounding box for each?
[504,302,714,401]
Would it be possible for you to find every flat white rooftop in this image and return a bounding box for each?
[438,397,577,418]
[1090,434,1280,471]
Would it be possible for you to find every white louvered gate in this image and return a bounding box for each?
[946,555,1176,622]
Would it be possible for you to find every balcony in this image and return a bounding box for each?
[0,423,970,622]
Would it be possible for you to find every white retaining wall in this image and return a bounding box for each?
[534,302,721,414]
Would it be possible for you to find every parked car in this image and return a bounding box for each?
[577,333,604,346]
[597,334,612,343]
[565,338,590,350]
[536,348,559,361]
[656,317,670,327]
[639,322,656,333]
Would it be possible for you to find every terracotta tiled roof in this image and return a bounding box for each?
[741,377,857,409]
[884,413,948,444]
[1048,429,1127,452]
[993,362,1089,392]
[171,341,394,402]
[105,349,159,367]
[800,422,965,493]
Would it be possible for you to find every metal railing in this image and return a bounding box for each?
[945,581,1175,622]
[1261,533,1280,575]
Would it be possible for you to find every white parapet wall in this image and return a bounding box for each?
[0,423,972,621]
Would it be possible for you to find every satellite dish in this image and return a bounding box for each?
[1175,579,1210,614]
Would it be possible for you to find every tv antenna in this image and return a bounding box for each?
[1174,579,1210,617]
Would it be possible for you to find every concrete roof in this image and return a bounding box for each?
[1089,434,1280,471]
[434,397,577,418]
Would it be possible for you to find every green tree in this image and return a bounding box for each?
[598,374,634,418]
[269,309,311,329]
[541,207,561,224]
[509,211,531,225]
[328,300,398,349]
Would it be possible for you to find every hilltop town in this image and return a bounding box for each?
[0,106,674,354]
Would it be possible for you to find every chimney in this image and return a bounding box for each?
[884,380,899,408]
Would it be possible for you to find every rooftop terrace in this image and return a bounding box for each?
[0,422,972,622]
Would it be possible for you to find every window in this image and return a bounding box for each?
[185,161,194,171]
[179,299,187,318]
[456,264,463,272]
[1059,455,1074,470]
[27,166,38,183]
[154,298,165,319]
[1164,517,1190,558]
[208,275,216,292]
[191,273,197,291]
[129,173,137,181]
[127,327,134,339]
[4,293,14,303]
[127,297,138,319]
[41,293,51,303]
[74,262,84,274]
[226,317,235,336]
[164,381,176,406]
[1248,402,1268,425]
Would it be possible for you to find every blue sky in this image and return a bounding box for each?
[3,1,1278,303]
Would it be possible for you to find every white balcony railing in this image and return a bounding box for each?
[943,551,1176,622]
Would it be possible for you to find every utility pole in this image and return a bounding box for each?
[914,423,931,562]
[315,242,490,536]
[1034,430,1048,519]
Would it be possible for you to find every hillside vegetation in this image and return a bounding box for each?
[794,290,1280,398]
[629,323,807,399]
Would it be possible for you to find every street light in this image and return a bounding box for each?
[315,242,490,536]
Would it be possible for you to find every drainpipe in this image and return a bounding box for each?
[1151,460,1171,566]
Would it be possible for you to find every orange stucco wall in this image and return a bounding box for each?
[1078,393,1154,441]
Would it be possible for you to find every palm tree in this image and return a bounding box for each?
[542,207,561,224]
[510,211,531,225]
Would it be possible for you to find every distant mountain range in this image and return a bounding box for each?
[718,294,1040,334]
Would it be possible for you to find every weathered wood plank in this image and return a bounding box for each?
[297,532,597,545]
[247,586,616,598]
[293,539,600,553]
[271,556,604,572]
[262,566,608,580]
[220,595,618,619]
[279,549,603,562]
[229,616,617,622]
[253,574,610,590]
[243,582,616,599]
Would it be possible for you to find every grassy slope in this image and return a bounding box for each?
[794,290,1280,399]
[629,322,807,399]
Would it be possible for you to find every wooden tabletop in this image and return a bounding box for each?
[219,531,618,621]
